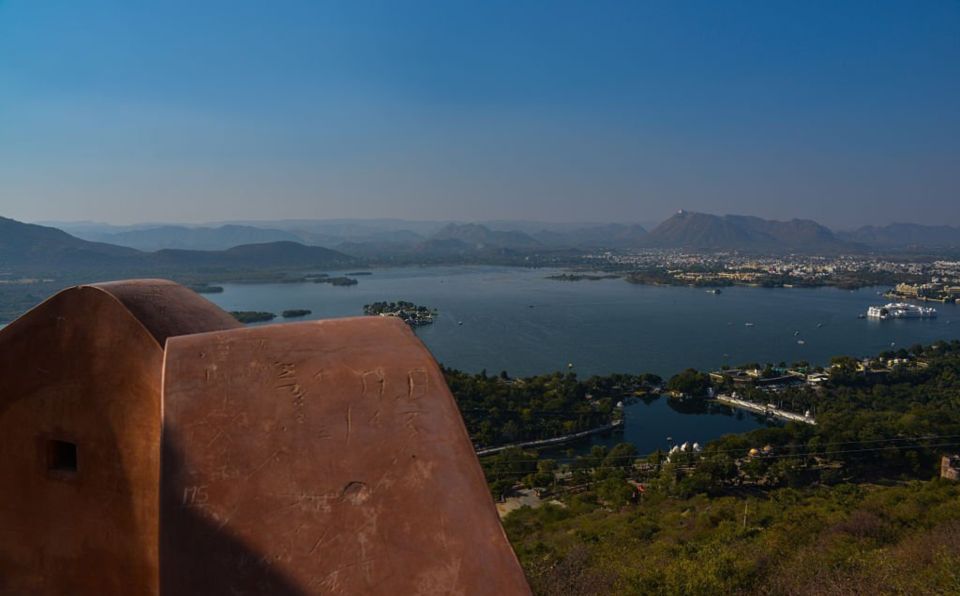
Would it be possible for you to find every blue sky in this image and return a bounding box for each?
[1,0,958,227]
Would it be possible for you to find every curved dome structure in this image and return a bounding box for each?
[0,280,529,595]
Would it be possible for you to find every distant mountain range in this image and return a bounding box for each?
[52,218,445,250]
[431,223,543,250]
[82,224,304,251]
[49,219,656,255]
[0,217,356,275]
[11,214,960,273]
[399,214,958,254]
[54,219,658,251]
[532,223,649,249]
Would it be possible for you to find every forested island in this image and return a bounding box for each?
[304,273,359,286]
[229,311,276,323]
[363,301,435,327]
[471,340,960,594]
[545,273,621,282]
[233,309,316,322]
[188,284,224,294]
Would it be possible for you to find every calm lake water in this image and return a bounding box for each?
[209,265,960,378]
[548,398,775,457]
[206,265,960,450]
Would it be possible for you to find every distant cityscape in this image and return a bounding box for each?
[581,251,960,297]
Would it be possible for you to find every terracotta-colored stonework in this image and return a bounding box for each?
[0,280,529,595]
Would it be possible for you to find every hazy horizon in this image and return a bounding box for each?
[2,1,958,228]
[28,212,960,234]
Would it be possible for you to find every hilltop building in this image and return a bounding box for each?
[0,280,529,595]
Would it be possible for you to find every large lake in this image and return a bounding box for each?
[208,265,960,378]
[206,265,960,452]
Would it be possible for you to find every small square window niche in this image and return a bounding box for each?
[47,439,78,473]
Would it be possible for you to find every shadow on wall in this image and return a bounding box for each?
[160,440,307,596]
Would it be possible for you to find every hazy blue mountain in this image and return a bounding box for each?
[839,223,960,249]
[213,218,452,239]
[35,220,170,235]
[0,216,142,272]
[50,219,433,251]
[152,241,358,269]
[335,224,557,261]
[334,240,420,260]
[295,228,425,248]
[336,237,516,262]
[477,219,660,234]
[76,224,303,251]
[645,211,857,252]
[430,223,541,250]
[32,214,919,257]
[45,217,666,252]
[0,216,356,274]
[533,224,648,248]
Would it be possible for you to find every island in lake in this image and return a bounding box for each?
[229,311,276,323]
[189,284,224,294]
[546,273,621,282]
[282,309,312,318]
[303,274,359,286]
[363,301,435,327]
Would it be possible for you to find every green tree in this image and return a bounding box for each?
[667,368,711,396]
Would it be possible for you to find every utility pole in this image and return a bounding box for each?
[742,500,748,530]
